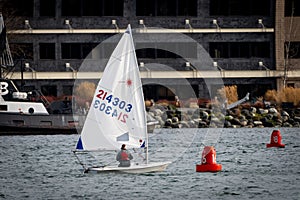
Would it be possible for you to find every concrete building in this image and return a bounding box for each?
[1,0,299,102]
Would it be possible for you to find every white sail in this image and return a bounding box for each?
[76,25,147,151]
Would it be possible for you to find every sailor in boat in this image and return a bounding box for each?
[116,144,133,167]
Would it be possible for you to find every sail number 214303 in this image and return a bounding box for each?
[93,89,133,123]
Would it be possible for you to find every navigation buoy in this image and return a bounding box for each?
[196,146,222,172]
[266,130,285,148]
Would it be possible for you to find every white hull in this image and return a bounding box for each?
[86,161,171,174]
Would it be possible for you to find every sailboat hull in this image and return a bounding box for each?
[87,161,171,174]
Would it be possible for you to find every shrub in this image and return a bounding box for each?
[217,85,238,105]
[74,81,96,107]
[264,87,300,106]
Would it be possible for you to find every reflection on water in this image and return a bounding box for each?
[0,128,299,199]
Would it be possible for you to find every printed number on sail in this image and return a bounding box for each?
[96,89,132,112]
[93,100,128,123]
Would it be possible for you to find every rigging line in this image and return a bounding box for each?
[132,148,146,161]
[75,149,118,168]
[72,150,89,173]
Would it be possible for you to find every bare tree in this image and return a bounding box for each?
[0,0,30,79]
[283,0,299,88]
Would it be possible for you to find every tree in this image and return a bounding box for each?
[283,0,299,88]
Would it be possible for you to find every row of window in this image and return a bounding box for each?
[11,42,275,60]
[209,42,271,58]
[24,85,73,96]
[8,0,285,17]
[210,0,271,16]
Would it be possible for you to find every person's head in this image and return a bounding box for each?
[121,144,126,150]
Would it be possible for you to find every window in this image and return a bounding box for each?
[40,0,56,16]
[0,105,7,111]
[63,86,73,95]
[136,48,180,59]
[209,43,229,58]
[61,43,98,59]
[7,0,33,16]
[285,0,300,16]
[82,0,102,16]
[136,0,197,16]
[210,0,270,16]
[62,0,81,16]
[285,42,300,58]
[209,42,270,58]
[62,0,123,16]
[41,85,57,96]
[158,86,175,100]
[103,0,123,16]
[82,43,98,58]
[136,43,197,59]
[39,43,55,59]
[62,43,81,59]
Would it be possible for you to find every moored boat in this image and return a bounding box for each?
[0,79,158,135]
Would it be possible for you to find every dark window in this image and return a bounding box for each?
[285,42,300,58]
[104,0,124,16]
[39,43,55,59]
[230,43,252,58]
[0,105,7,111]
[156,49,179,58]
[136,0,155,16]
[209,42,270,58]
[157,0,176,16]
[62,0,123,16]
[41,85,57,96]
[7,0,33,16]
[82,43,98,58]
[10,43,33,59]
[63,85,73,95]
[40,0,56,16]
[136,48,179,59]
[209,43,229,58]
[82,0,102,16]
[62,0,81,16]
[210,0,270,16]
[136,0,197,16]
[285,0,300,16]
[158,86,175,100]
[62,43,81,59]
[178,0,197,16]
[252,42,270,58]
[136,48,156,59]
[61,43,98,59]
[136,43,197,58]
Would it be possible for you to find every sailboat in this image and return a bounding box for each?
[73,25,171,173]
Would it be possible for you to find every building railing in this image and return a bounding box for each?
[8,28,274,34]
[7,70,300,80]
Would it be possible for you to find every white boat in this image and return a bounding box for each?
[74,25,171,173]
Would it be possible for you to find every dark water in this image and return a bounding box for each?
[0,128,299,200]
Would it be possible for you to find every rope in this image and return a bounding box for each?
[72,150,89,173]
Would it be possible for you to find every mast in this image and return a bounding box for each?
[128,25,149,164]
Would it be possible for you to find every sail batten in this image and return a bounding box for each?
[77,25,147,151]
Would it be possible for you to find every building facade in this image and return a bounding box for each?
[1,0,299,101]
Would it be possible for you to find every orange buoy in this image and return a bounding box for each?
[196,146,222,172]
[266,130,285,148]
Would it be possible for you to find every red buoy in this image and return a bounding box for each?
[196,146,222,172]
[266,130,285,148]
